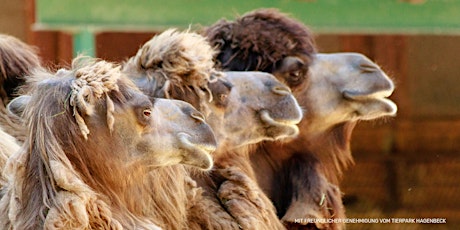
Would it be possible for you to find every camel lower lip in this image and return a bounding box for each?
[177,133,215,170]
[259,110,300,138]
[260,110,300,127]
[178,133,216,153]
[343,90,393,100]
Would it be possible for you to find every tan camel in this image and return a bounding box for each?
[0,58,217,229]
[124,29,303,229]
[204,8,397,229]
[252,52,396,229]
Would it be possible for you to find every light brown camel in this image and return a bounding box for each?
[252,53,396,229]
[204,8,397,229]
[0,58,218,229]
[123,29,303,229]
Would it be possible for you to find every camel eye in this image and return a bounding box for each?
[290,70,301,78]
[143,109,152,117]
[286,69,306,87]
[219,94,228,102]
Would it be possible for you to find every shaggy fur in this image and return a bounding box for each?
[123,29,222,117]
[0,126,20,186]
[124,29,286,229]
[124,29,242,229]
[204,8,346,229]
[0,100,25,143]
[0,58,174,229]
[212,146,288,230]
[204,8,316,88]
[0,34,40,142]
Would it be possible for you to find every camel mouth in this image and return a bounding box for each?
[343,90,398,119]
[260,110,300,139]
[177,133,215,170]
[343,89,393,100]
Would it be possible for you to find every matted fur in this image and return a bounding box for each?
[0,58,168,229]
[124,28,223,116]
[124,29,242,229]
[212,150,287,230]
[0,126,20,186]
[0,100,25,142]
[205,8,348,229]
[0,34,41,104]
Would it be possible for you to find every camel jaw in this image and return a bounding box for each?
[177,133,215,171]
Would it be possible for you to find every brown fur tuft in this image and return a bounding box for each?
[204,8,316,76]
[124,29,223,116]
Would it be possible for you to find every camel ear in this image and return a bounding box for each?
[277,56,305,73]
[7,95,30,118]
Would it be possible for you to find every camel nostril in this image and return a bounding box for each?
[190,112,206,123]
[360,63,379,73]
[260,110,277,126]
[272,85,291,96]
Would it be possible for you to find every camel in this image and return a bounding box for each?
[252,53,397,230]
[204,8,397,229]
[0,57,218,229]
[123,29,303,229]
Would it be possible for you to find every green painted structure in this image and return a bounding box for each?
[35,0,460,56]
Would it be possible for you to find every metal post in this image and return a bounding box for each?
[73,28,95,57]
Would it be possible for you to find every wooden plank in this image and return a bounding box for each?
[395,120,460,153]
[36,0,460,35]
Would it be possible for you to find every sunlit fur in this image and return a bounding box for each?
[0,58,206,229]
[0,126,19,186]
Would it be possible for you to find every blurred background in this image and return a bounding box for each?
[2,0,459,229]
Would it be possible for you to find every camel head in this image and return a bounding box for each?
[8,59,217,171]
[206,71,303,148]
[297,52,397,135]
[110,97,216,170]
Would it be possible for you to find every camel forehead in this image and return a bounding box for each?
[223,71,281,89]
[315,52,370,63]
[309,52,388,83]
